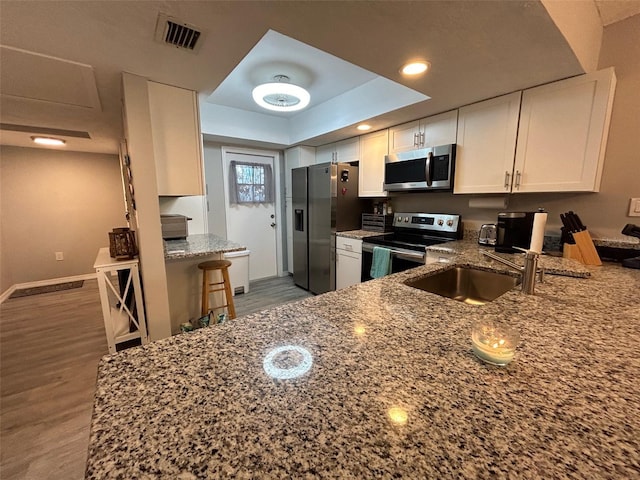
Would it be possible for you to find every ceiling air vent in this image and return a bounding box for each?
[154,13,203,52]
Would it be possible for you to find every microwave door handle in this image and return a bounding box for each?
[425,151,433,187]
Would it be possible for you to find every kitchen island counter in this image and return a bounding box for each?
[164,233,246,260]
[87,246,640,479]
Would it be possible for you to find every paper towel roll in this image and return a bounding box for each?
[468,197,508,209]
[529,212,547,253]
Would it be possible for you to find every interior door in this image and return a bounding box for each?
[223,150,278,281]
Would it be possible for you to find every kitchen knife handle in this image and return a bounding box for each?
[504,171,511,189]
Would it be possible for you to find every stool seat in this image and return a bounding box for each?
[198,259,236,319]
[197,259,232,270]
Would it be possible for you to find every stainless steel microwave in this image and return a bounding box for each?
[383,144,456,192]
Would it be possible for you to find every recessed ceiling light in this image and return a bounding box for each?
[31,136,66,146]
[401,61,430,76]
[357,124,371,131]
[252,75,310,112]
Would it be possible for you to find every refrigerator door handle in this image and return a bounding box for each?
[295,209,304,232]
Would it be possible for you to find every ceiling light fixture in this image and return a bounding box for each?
[31,136,66,146]
[252,75,310,112]
[401,61,430,76]
[357,124,372,131]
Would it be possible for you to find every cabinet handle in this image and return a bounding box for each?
[504,171,511,189]
[413,133,418,147]
[420,132,425,147]
[515,170,522,189]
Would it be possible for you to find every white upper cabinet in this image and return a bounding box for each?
[454,92,522,194]
[453,68,616,195]
[284,146,315,198]
[389,110,458,154]
[147,81,204,196]
[315,137,360,164]
[358,129,389,197]
[315,144,335,164]
[513,67,616,193]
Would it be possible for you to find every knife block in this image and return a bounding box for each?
[563,230,602,266]
[563,243,584,263]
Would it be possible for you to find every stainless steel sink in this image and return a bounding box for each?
[405,266,520,305]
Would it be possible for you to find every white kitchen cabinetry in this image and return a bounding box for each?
[284,146,315,197]
[148,81,204,196]
[454,92,522,194]
[389,110,458,154]
[315,137,360,164]
[453,68,616,195]
[513,67,616,193]
[335,236,362,290]
[284,146,315,273]
[358,129,389,197]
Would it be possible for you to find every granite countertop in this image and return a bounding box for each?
[164,234,246,260]
[428,239,592,278]
[87,243,640,479]
[337,229,389,240]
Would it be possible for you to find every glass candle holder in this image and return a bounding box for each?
[471,319,520,366]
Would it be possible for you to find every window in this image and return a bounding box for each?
[228,160,274,204]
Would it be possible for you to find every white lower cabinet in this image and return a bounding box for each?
[336,236,362,289]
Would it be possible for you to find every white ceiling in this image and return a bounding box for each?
[0,1,639,155]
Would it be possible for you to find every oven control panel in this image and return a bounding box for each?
[393,212,460,234]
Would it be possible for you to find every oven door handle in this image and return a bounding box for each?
[362,243,425,262]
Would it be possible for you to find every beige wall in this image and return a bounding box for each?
[393,15,640,241]
[0,146,124,291]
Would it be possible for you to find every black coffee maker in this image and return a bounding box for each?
[495,212,536,253]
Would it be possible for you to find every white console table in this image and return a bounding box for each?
[94,247,148,353]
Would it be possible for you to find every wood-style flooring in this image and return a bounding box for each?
[0,274,312,479]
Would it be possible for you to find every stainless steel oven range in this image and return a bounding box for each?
[361,212,462,281]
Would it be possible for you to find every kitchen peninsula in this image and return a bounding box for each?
[164,234,246,333]
[87,244,639,478]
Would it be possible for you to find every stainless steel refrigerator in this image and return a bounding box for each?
[292,163,362,294]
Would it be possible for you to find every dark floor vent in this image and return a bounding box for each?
[155,13,203,52]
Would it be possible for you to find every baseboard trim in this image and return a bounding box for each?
[1,273,97,304]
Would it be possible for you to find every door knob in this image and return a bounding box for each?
[270,222,276,228]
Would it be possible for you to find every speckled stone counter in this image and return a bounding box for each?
[87,248,640,478]
[336,229,389,240]
[164,234,246,260]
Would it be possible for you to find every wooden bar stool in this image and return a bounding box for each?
[197,259,236,319]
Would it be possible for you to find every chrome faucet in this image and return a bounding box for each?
[481,249,544,295]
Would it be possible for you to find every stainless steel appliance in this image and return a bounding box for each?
[383,144,456,192]
[495,212,535,253]
[292,163,363,294]
[160,214,191,240]
[361,212,462,281]
[478,224,497,246]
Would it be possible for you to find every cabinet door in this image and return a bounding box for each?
[421,110,458,147]
[148,81,204,196]
[454,93,521,194]
[389,120,421,154]
[316,143,335,164]
[335,137,360,163]
[359,129,389,197]
[336,250,362,290]
[284,146,315,198]
[513,67,616,193]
